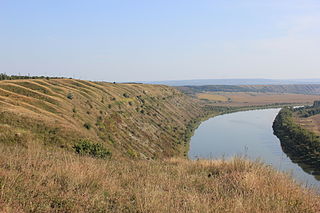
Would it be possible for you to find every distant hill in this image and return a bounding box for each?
[143,79,320,86]
[177,84,320,95]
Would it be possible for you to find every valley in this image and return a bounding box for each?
[1,78,320,212]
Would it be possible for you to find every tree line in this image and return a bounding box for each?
[0,73,66,81]
[294,105,320,118]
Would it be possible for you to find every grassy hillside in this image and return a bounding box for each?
[0,79,213,159]
[1,142,319,212]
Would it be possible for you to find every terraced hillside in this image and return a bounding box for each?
[0,79,211,159]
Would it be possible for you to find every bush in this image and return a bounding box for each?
[67,93,73,100]
[83,123,91,130]
[127,148,139,158]
[73,139,111,158]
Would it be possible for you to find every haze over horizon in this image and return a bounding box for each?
[1,0,320,82]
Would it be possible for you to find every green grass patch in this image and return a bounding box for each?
[73,139,111,159]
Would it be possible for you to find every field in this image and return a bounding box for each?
[196,92,319,106]
[196,93,229,102]
[295,114,320,136]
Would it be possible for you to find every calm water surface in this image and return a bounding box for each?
[188,108,320,189]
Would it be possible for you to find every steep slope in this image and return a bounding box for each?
[0,79,210,159]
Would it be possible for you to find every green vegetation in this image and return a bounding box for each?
[67,92,74,99]
[83,122,92,130]
[0,73,64,80]
[273,107,320,167]
[73,139,111,158]
[123,93,130,98]
[295,106,320,118]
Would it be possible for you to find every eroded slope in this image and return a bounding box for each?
[0,79,209,158]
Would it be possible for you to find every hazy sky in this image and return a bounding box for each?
[1,0,320,81]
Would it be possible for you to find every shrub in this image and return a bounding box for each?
[73,139,111,158]
[67,93,73,100]
[123,93,130,98]
[127,148,139,158]
[83,123,91,130]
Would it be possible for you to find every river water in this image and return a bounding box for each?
[188,108,320,189]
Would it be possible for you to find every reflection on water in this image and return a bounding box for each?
[284,152,320,181]
[188,108,320,189]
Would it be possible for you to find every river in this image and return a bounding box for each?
[188,108,320,189]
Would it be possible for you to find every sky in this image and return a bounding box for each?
[1,0,320,82]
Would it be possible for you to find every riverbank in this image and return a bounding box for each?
[273,107,320,169]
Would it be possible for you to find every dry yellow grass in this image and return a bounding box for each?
[0,142,319,212]
[196,93,229,102]
[294,114,320,135]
